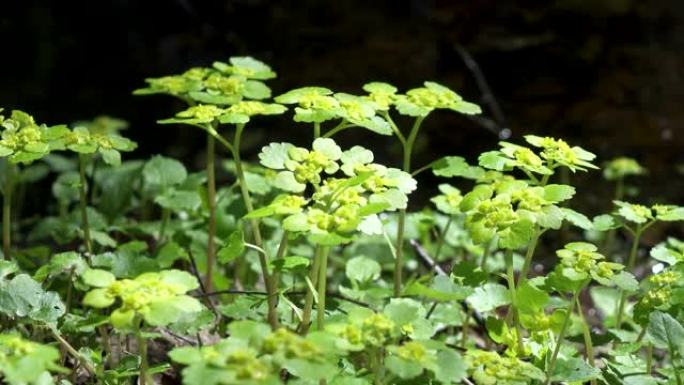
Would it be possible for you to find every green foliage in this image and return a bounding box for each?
[82,269,202,329]
[0,109,69,164]
[0,334,65,385]
[5,56,684,385]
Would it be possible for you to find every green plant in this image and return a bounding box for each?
[4,56,684,385]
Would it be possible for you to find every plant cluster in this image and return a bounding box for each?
[1,56,683,385]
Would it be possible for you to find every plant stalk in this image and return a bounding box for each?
[504,249,524,353]
[232,124,278,329]
[544,288,581,385]
[615,228,642,327]
[434,216,453,261]
[206,133,217,292]
[300,246,322,334]
[576,296,596,385]
[78,154,92,254]
[136,326,150,385]
[316,246,330,330]
[2,160,14,260]
[393,116,424,297]
[517,229,540,285]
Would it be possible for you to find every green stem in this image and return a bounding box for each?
[270,231,289,306]
[576,296,596,385]
[78,154,92,254]
[645,342,653,375]
[300,246,322,334]
[2,161,13,260]
[615,227,643,328]
[393,116,424,297]
[504,249,524,354]
[206,133,217,293]
[370,348,384,385]
[158,207,170,244]
[313,122,321,139]
[666,327,684,385]
[602,178,624,256]
[322,122,355,138]
[136,323,150,385]
[232,123,278,329]
[316,246,330,330]
[544,288,582,385]
[480,238,495,271]
[433,216,453,261]
[517,229,541,285]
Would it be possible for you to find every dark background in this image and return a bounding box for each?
[1,0,683,215]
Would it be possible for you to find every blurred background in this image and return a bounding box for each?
[1,0,683,216]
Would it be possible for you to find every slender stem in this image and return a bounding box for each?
[645,342,653,375]
[205,133,217,292]
[313,122,321,139]
[666,327,684,385]
[50,329,96,376]
[370,348,384,385]
[158,208,170,244]
[393,116,425,297]
[300,246,322,334]
[517,229,541,285]
[2,161,14,260]
[545,288,582,385]
[232,123,278,329]
[136,324,150,385]
[615,228,643,327]
[433,216,453,261]
[270,231,289,305]
[322,122,355,138]
[602,178,624,256]
[381,111,406,145]
[480,238,494,270]
[78,154,92,254]
[576,296,596,385]
[504,249,524,353]
[316,246,330,330]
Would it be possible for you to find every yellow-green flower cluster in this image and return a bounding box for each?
[556,242,622,285]
[0,334,64,385]
[134,56,276,105]
[431,184,463,215]
[603,157,646,181]
[253,138,416,243]
[0,109,69,164]
[83,269,202,329]
[466,350,544,385]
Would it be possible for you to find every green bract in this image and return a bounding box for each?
[0,110,68,164]
[60,118,137,166]
[552,242,626,288]
[466,350,545,385]
[431,184,463,215]
[0,334,65,385]
[479,136,597,178]
[159,101,286,126]
[274,87,341,123]
[134,56,275,105]
[460,180,575,249]
[603,156,646,180]
[394,81,482,117]
[170,321,337,385]
[524,135,597,172]
[252,138,415,244]
[362,81,398,111]
[613,200,684,224]
[82,269,202,329]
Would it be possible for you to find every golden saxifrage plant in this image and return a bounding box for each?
[1,56,683,385]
